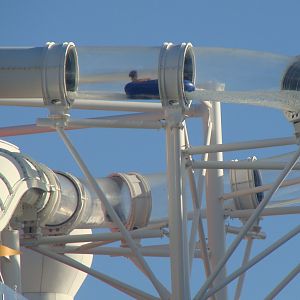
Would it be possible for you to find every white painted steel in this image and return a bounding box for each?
[0,112,164,137]
[158,43,195,109]
[53,244,203,258]
[192,160,300,170]
[37,116,163,130]
[1,228,21,293]
[205,102,227,300]
[165,108,191,300]
[227,206,300,218]
[22,229,92,300]
[1,43,300,300]
[185,137,296,155]
[22,229,163,247]
[0,147,56,232]
[184,121,212,280]
[194,112,214,281]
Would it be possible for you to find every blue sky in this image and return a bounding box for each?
[1,1,300,299]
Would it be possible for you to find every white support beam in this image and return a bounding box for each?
[183,122,212,279]
[0,98,163,112]
[192,160,300,170]
[227,206,300,218]
[185,137,296,155]
[0,98,208,116]
[205,102,227,300]
[1,228,21,293]
[49,244,203,258]
[38,116,164,130]
[21,229,164,247]
[165,108,191,300]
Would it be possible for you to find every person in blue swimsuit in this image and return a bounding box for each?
[125,70,195,99]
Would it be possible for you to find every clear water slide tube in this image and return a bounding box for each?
[1,43,296,111]
[187,48,300,111]
[71,44,196,105]
[73,46,161,100]
[68,45,300,113]
[0,43,195,108]
[71,46,300,112]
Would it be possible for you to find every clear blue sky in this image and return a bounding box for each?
[1,1,300,299]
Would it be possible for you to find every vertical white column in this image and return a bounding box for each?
[166,108,191,300]
[1,227,22,293]
[205,102,227,300]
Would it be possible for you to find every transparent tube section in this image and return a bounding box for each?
[188,47,300,111]
[69,45,300,111]
[77,177,131,228]
[71,46,161,101]
[143,173,195,223]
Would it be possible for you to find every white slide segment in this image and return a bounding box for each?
[21,229,93,300]
[0,140,153,235]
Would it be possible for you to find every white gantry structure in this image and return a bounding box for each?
[0,42,300,299]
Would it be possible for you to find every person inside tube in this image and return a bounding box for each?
[124,70,159,99]
[124,69,195,99]
[128,70,151,82]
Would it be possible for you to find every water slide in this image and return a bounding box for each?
[1,42,300,300]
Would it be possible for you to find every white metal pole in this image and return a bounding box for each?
[185,136,296,155]
[205,102,227,300]
[192,160,300,170]
[38,116,164,130]
[1,228,21,293]
[0,98,208,115]
[22,229,163,246]
[165,109,191,300]
[183,123,212,278]
[53,245,203,258]
[0,117,163,137]
[227,206,300,218]
[0,98,163,111]
[187,168,212,278]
